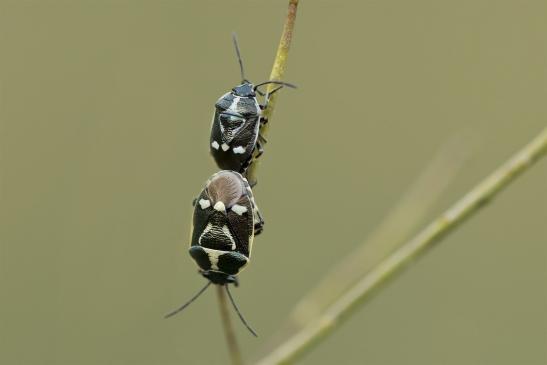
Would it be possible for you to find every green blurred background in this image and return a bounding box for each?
[1,1,546,364]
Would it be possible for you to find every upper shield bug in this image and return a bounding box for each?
[165,170,263,336]
[210,34,296,174]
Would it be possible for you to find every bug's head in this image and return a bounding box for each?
[230,33,255,97]
[230,33,261,100]
[232,82,256,98]
[200,270,239,286]
[229,33,296,101]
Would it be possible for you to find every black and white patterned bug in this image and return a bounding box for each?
[210,34,295,174]
[165,170,263,336]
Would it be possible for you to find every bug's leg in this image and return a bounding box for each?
[255,138,265,159]
[239,152,255,173]
[254,220,264,236]
[192,197,198,207]
[253,209,265,236]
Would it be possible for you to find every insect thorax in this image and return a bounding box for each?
[200,270,238,285]
[215,85,261,119]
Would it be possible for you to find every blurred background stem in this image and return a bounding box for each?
[256,127,547,365]
[257,133,475,357]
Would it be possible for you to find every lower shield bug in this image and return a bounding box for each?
[209,34,296,175]
[165,170,263,336]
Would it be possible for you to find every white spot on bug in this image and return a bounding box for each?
[221,143,230,151]
[211,141,220,150]
[214,201,226,212]
[221,225,237,250]
[198,199,211,209]
[231,204,248,216]
[233,146,246,154]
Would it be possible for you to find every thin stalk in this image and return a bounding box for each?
[256,127,547,365]
[217,285,243,365]
[245,0,299,184]
[217,3,299,363]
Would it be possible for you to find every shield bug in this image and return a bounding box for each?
[165,170,263,336]
[209,34,296,174]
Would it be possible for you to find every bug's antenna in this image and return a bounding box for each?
[232,32,246,83]
[164,281,212,319]
[254,80,297,91]
[225,284,258,337]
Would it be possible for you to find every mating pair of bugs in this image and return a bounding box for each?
[165,34,295,336]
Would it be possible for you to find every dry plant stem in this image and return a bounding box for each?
[217,2,299,364]
[217,285,244,365]
[245,0,299,184]
[256,127,547,365]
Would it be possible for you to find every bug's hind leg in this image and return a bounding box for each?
[242,134,268,187]
[259,116,269,127]
[239,151,255,173]
[253,209,265,236]
[254,221,264,236]
[254,137,265,159]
